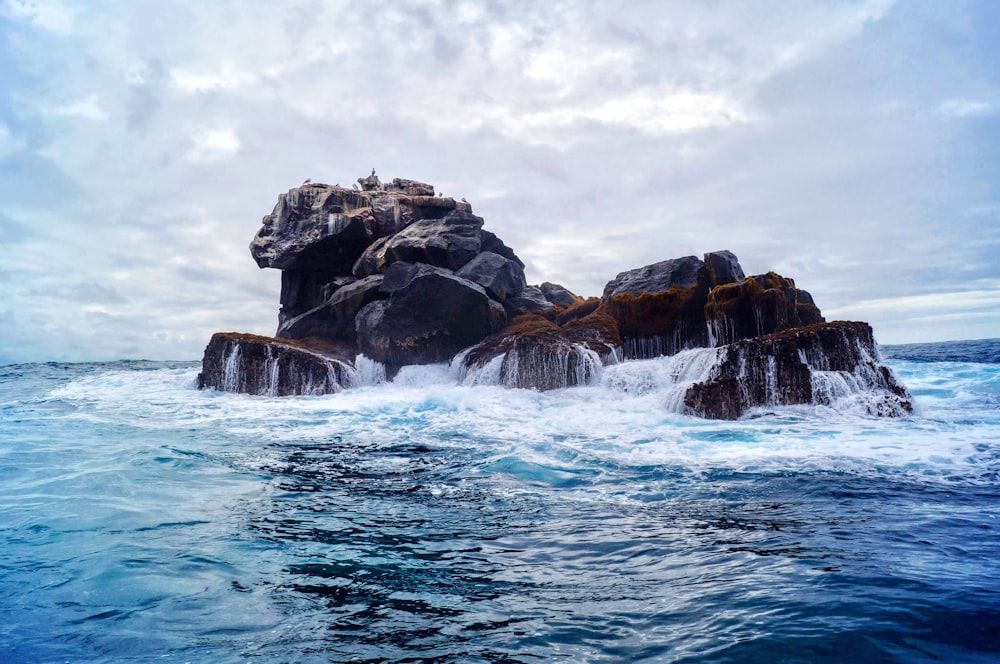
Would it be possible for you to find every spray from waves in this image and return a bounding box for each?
[37,353,1000,488]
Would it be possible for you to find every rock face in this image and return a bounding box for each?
[355,262,501,366]
[598,250,820,359]
[197,332,356,396]
[198,171,910,420]
[683,321,912,419]
[459,311,620,390]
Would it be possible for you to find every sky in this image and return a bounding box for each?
[1,0,999,364]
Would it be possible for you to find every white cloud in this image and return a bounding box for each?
[0,124,25,159]
[938,99,998,118]
[6,0,76,34]
[186,127,240,162]
[52,94,108,120]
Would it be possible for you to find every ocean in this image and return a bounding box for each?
[1,339,998,663]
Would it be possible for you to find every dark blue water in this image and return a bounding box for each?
[1,341,998,662]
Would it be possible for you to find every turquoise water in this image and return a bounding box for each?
[1,342,998,662]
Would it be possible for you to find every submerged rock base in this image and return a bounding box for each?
[683,321,912,419]
[197,332,357,396]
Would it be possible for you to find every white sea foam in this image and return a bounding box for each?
[40,356,1000,488]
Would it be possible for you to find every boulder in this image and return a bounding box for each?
[385,177,435,196]
[505,286,555,316]
[702,250,745,286]
[250,184,373,272]
[355,262,495,366]
[352,236,391,277]
[197,332,356,396]
[602,255,704,299]
[277,275,385,342]
[379,210,484,271]
[538,282,580,307]
[705,272,824,346]
[684,321,912,419]
[456,251,527,302]
[481,230,524,268]
[460,311,620,390]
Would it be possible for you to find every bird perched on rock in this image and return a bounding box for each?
[303,178,311,185]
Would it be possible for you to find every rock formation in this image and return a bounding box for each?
[198,173,912,420]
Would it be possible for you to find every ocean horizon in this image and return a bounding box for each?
[2,338,998,662]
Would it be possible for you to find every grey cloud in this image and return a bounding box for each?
[0,0,997,362]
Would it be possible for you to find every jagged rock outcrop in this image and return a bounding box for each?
[459,311,620,390]
[598,250,819,359]
[457,252,527,302]
[197,332,356,396]
[705,272,824,346]
[683,321,912,419]
[199,172,910,420]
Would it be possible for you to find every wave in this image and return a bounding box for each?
[25,353,999,488]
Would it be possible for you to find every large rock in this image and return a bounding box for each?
[460,311,620,390]
[598,252,820,359]
[250,184,374,272]
[602,255,705,299]
[379,210,484,271]
[276,275,385,342]
[505,286,555,316]
[197,332,356,396]
[538,282,580,307]
[481,230,524,268]
[704,272,824,346]
[355,262,496,366]
[598,255,714,358]
[703,250,746,286]
[456,251,526,302]
[683,321,912,419]
[202,172,911,422]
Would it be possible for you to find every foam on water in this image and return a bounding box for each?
[3,346,1000,662]
[41,352,1000,487]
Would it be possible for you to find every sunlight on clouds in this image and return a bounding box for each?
[7,0,75,34]
[827,285,1000,319]
[53,94,108,121]
[170,65,257,92]
[938,99,998,118]
[186,127,240,162]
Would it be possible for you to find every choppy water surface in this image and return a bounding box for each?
[1,342,999,662]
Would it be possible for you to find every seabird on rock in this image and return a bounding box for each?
[303,178,311,185]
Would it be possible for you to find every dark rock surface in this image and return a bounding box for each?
[505,286,555,316]
[460,311,620,390]
[355,262,497,366]
[456,251,527,302]
[380,211,484,271]
[683,321,912,419]
[197,332,356,396]
[200,172,909,419]
[602,255,704,298]
[598,252,817,359]
[277,275,385,342]
[538,282,580,307]
[705,272,824,346]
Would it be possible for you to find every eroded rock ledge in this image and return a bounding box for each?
[198,173,912,419]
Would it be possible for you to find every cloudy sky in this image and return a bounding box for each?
[1,0,998,363]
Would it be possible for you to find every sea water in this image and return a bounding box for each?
[0,341,998,662]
